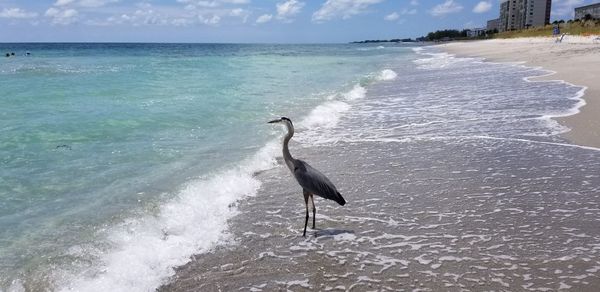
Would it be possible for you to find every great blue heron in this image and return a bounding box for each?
[268,117,346,237]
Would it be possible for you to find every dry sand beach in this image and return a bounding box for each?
[440,36,600,149]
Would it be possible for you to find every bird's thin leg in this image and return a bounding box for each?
[303,190,310,237]
[310,194,316,229]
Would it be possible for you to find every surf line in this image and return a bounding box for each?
[322,135,600,152]
[467,135,600,152]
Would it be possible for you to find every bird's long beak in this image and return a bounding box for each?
[268,119,281,124]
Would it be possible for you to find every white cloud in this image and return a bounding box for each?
[200,14,220,24]
[177,0,250,7]
[189,1,219,8]
[256,13,272,23]
[312,0,384,22]
[170,18,195,26]
[276,0,304,21]
[384,11,398,21]
[429,0,463,17]
[410,0,419,6]
[54,0,117,7]
[472,1,491,13]
[45,7,60,16]
[229,8,244,16]
[117,8,173,26]
[229,8,250,22]
[401,8,417,15]
[384,8,415,22]
[135,9,169,25]
[45,7,79,25]
[54,0,76,6]
[78,0,119,8]
[222,0,250,3]
[0,8,38,19]
[59,9,77,20]
[86,1,252,27]
[94,5,186,26]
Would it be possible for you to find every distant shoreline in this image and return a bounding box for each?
[350,38,418,43]
[1,41,403,45]
[439,36,600,149]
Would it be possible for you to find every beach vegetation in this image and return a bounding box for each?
[486,28,499,35]
[422,28,498,41]
[351,38,417,43]
[426,29,467,41]
[495,20,600,38]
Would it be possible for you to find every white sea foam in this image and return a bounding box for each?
[343,84,366,100]
[414,46,588,143]
[59,142,280,292]
[299,83,365,131]
[57,65,396,291]
[520,68,588,136]
[413,52,474,69]
[300,101,351,129]
[378,69,397,81]
[57,70,379,291]
[356,46,385,51]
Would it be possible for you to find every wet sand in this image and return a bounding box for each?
[160,138,600,291]
[158,45,600,291]
[439,37,600,149]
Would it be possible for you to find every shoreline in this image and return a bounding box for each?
[159,48,600,291]
[438,37,600,149]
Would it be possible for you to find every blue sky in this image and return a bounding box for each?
[0,0,595,42]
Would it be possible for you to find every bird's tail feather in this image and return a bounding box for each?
[335,192,346,206]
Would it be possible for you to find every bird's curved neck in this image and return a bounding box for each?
[282,122,295,168]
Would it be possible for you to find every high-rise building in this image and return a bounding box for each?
[487,18,500,31]
[499,0,510,31]
[496,0,551,32]
[575,3,600,20]
[525,0,552,28]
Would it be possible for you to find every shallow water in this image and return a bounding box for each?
[160,47,600,291]
[0,43,412,291]
[162,139,600,291]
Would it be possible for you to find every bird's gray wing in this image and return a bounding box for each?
[293,160,346,206]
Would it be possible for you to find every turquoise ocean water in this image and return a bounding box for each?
[0,43,413,290]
